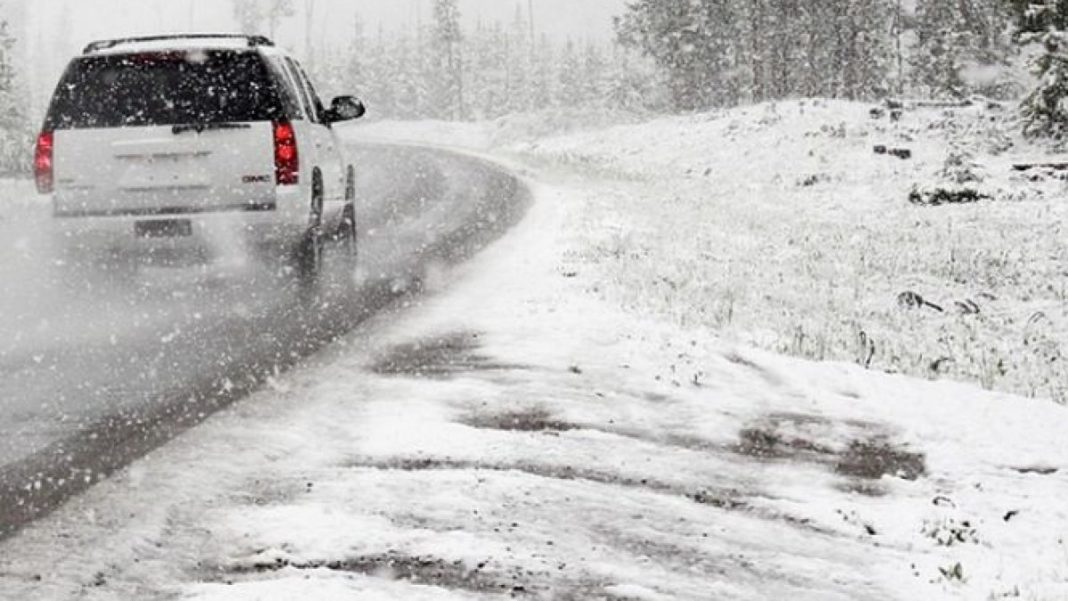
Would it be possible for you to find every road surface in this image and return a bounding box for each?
[0,142,529,538]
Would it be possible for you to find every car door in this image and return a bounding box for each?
[287,58,345,204]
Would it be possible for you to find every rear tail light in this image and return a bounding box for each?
[273,121,299,185]
[34,131,54,194]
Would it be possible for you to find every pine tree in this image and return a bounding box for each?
[1009,1,1068,137]
[769,0,800,98]
[265,0,295,38]
[581,43,608,108]
[604,46,665,111]
[338,12,366,95]
[616,0,720,110]
[557,39,583,107]
[912,0,973,98]
[505,5,534,114]
[909,0,1014,99]
[529,34,556,111]
[463,22,495,119]
[231,0,295,38]
[1022,31,1068,137]
[431,0,464,120]
[0,16,30,175]
[472,22,510,119]
[615,0,896,109]
[366,25,399,118]
[844,0,894,99]
[392,31,429,120]
[1008,0,1068,34]
[232,0,264,34]
[304,0,317,70]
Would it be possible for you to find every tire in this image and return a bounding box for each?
[294,170,325,284]
[339,166,358,261]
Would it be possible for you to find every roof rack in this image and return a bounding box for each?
[83,34,274,55]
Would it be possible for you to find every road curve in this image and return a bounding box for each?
[0,142,531,539]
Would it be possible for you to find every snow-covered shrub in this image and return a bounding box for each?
[939,144,983,183]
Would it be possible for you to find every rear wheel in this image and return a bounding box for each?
[294,170,325,284]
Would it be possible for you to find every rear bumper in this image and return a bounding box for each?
[53,202,306,263]
[52,201,278,219]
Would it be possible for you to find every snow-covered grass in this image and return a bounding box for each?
[2,150,1067,600]
[512,99,1068,404]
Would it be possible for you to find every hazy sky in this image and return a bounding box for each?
[20,0,625,108]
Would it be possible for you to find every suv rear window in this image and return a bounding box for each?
[45,50,285,129]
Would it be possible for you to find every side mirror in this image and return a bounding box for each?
[326,96,366,123]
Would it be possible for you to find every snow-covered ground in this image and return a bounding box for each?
[364,100,1068,404]
[506,100,1068,406]
[3,105,1068,600]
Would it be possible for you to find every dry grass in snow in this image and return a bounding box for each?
[514,99,1068,404]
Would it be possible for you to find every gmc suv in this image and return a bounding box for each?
[35,34,366,282]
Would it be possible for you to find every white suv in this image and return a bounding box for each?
[35,34,365,281]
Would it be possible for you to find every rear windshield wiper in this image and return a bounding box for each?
[172,122,252,135]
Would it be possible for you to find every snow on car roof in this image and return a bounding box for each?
[82,35,280,57]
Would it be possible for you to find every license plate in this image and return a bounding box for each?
[135,219,193,238]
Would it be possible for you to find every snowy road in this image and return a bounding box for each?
[0,142,529,538]
[2,117,1068,599]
